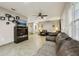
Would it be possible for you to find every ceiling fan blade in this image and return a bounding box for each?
[42,15,48,16]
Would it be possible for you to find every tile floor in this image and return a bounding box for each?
[0,33,56,56]
[0,33,46,56]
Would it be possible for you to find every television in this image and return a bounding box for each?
[17,20,27,27]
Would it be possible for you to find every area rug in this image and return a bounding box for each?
[34,41,56,56]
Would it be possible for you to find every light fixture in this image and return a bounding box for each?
[55,27,59,31]
[11,8,16,11]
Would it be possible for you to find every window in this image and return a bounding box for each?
[74,3,79,40]
[71,2,79,41]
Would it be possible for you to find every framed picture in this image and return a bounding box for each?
[0,16,5,20]
[16,16,20,20]
[5,14,12,17]
[52,25,55,27]
[6,22,10,25]
[8,16,16,23]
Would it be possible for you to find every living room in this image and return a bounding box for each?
[0,2,79,56]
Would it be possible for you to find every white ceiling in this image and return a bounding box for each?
[0,2,65,19]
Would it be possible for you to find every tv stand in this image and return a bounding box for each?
[14,26,28,43]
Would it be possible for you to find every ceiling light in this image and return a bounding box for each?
[11,8,16,11]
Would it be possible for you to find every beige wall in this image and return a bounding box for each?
[28,22,34,33]
[61,3,72,35]
[38,20,60,32]
[0,7,27,46]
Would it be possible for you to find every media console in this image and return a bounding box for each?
[14,20,28,43]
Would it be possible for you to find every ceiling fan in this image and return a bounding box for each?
[38,12,48,19]
[33,12,48,19]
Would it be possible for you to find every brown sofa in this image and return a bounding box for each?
[56,32,79,56]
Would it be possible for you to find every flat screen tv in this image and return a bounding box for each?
[17,20,27,27]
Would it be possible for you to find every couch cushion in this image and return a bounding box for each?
[56,32,79,56]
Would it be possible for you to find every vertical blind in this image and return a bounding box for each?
[61,3,79,41]
[71,3,79,41]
